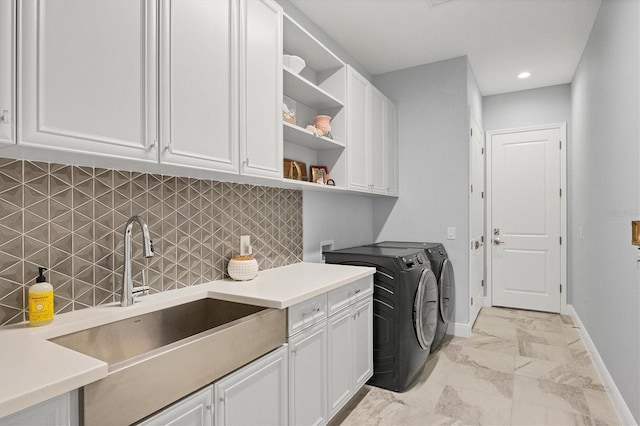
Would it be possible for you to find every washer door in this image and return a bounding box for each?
[439,259,455,324]
[413,268,439,350]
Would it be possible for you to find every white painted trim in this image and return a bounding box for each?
[448,321,472,338]
[485,123,567,314]
[566,305,637,426]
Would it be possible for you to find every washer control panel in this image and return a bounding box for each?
[402,252,427,269]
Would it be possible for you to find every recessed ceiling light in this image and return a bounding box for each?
[518,71,531,79]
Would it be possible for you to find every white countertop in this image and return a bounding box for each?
[0,262,374,418]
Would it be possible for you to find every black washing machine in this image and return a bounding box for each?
[324,246,438,392]
[370,242,455,352]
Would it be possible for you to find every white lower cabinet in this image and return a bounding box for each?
[0,391,78,426]
[215,345,288,426]
[328,296,374,418]
[137,386,213,426]
[289,320,328,426]
[288,277,374,424]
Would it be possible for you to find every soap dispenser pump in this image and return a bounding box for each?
[28,267,54,326]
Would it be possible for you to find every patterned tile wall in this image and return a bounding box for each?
[0,158,303,325]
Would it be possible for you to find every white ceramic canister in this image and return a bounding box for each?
[227,256,259,281]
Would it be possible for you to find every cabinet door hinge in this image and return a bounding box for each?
[481,191,484,199]
[470,297,474,305]
[470,128,473,137]
[559,140,562,149]
[470,184,473,192]
[481,147,485,155]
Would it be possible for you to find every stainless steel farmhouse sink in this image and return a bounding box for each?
[49,298,286,425]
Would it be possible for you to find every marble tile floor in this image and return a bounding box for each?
[331,307,622,426]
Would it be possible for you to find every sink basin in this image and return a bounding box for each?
[49,298,286,425]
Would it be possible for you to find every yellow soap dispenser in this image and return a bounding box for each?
[29,267,54,326]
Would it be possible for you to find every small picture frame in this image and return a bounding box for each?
[310,165,329,184]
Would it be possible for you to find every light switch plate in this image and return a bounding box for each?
[447,227,456,240]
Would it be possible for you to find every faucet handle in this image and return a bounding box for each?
[132,285,150,297]
[132,269,150,297]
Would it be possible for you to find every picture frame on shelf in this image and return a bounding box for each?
[310,165,329,184]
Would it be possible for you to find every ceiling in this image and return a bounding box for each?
[289,0,601,95]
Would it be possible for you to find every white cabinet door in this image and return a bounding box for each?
[353,298,374,390]
[215,345,288,426]
[0,391,77,426]
[0,0,15,147]
[289,321,328,426]
[137,386,213,426]
[346,66,370,192]
[19,0,157,161]
[327,308,354,418]
[159,0,238,173]
[239,0,282,179]
[368,86,385,194]
[383,98,399,196]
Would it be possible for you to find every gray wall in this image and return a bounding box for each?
[570,0,640,421]
[303,192,374,262]
[373,57,471,325]
[275,0,376,259]
[483,84,571,131]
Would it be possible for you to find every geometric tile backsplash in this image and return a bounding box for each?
[0,158,303,325]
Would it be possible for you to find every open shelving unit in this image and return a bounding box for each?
[282,13,347,189]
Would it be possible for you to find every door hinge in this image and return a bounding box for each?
[560,188,562,197]
[481,279,484,287]
[559,140,562,149]
[470,128,473,137]
[560,236,562,245]
[470,184,473,193]
[481,147,485,155]
[481,191,484,199]
[480,235,484,243]
[560,284,562,294]
[471,297,474,305]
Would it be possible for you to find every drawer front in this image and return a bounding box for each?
[328,276,373,315]
[287,293,328,336]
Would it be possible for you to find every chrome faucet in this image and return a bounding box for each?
[120,215,154,307]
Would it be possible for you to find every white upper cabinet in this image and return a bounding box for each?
[159,0,239,173]
[346,66,398,196]
[384,98,399,196]
[0,0,15,147]
[346,66,370,192]
[19,0,157,161]
[239,0,283,180]
[369,86,386,193]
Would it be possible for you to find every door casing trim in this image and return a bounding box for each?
[485,123,567,314]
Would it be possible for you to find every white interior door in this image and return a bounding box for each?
[469,114,484,324]
[490,125,563,313]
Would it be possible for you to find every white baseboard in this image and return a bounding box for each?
[448,320,471,338]
[566,305,637,426]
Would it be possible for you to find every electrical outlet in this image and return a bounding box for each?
[320,239,334,263]
[240,235,251,256]
[447,227,456,240]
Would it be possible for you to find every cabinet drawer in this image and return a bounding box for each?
[328,277,373,315]
[287,293,328,336]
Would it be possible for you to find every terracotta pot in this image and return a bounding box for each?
[314,115,332,136]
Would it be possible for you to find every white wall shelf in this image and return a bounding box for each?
[283,69,343,110]
[283,14,343,73]
[283,122,344,150]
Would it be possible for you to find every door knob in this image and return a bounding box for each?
[493,237,505,245]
